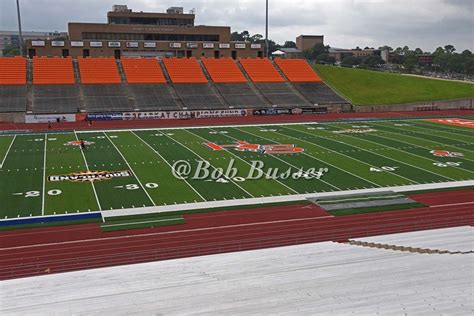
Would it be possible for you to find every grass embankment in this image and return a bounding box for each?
[314,65,474,106]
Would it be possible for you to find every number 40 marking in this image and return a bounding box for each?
[370,166,399,173]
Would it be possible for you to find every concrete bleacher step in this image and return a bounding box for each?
[344,240,473,255]
[197,60,232,108]
[157,60,186,110]
[235,61,272,106]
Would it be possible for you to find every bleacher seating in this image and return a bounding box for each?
[78,57,121,84]
[294,82,348,104]
[274,59,322,82]
[256,82,310,107]
[163,58,208,83]
[83,84,131,112]
[129,85,180,111]
[122,58,167,84]
[239,58,285,83]
[0,85,27,112]
[216,84,269,108]
[0,57,27,85]
[33,57,75,85]
[202,58,247,83]
[174,84,226,109]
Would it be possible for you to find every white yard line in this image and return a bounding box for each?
[162,132,255,198]
[185,128,299,195]
[104,132,156,207]
[0,135,16,169]
[41,134,48,216]
[132,131,207,202]
[223,128,343,191]
[369,122,474,159]
[238,127,384,188]
[74,130,102,211]
[285,125,432,185]
[325,123,474,177]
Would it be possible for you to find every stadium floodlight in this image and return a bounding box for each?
[16,0,24,56]
[265,0,269,58]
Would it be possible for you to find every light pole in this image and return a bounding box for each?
[16,0,24,55]
[265,0,269,58]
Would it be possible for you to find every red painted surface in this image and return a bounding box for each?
[2,110,474,133]
[0,189,472,280]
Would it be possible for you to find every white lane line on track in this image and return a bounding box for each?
[0,135,16,169]
[430,202,474,208]
[0,215,334,251]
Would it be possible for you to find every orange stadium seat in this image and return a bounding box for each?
[202,58,247,83]
[121,58,167,84]
[162,58,208,84]
[78,57,121,84]
[275,59,322,82]
[239,58,285,83]
[0,57,27,85]
[33,57,75,85]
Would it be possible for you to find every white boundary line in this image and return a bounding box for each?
[104,132,156,207]
[0,135,16,169]
[102,217,183,228]
[74,131,102,211]
[41,134,47,216]
[101,180,474,218]
[132,131,207,202]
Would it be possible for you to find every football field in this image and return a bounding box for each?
[1,118,473,219]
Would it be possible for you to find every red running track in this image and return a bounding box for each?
[1,110,473,133]
[0,190,473,280]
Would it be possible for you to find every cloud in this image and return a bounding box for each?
[0,0,472,52]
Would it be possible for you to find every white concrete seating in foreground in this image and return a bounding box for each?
[1,231,473,315]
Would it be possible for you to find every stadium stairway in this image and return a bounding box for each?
[197,59,232,108]
[234,60,273,106]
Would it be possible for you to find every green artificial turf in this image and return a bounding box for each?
[0,119,473,220]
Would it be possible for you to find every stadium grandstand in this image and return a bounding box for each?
[0,56,348,116]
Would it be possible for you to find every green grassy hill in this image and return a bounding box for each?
[314,65,474,106]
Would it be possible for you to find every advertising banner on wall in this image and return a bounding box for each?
[144,42,157,48]
[186,43,198,49]
[32,41,46,47]
[71,41,84,47]
[251,44,262,49]
[85,113,123,121]
[108,41,121,48]
[122,109,248,120]
[25,114,77,124]
[169,42,182,48]
[219,43,231,49]
[90,41,103,48]
[235,43,246,49]
[203,43,215,49]
[51,41,65,47]
[126,42,139,48]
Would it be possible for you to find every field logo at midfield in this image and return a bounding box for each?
[64,140,95,146]
[48,170,132,183]
[333,128,377,134]
[430,150,464,158]
[205,141,304,155]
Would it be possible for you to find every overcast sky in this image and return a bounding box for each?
[1,0,472,52]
